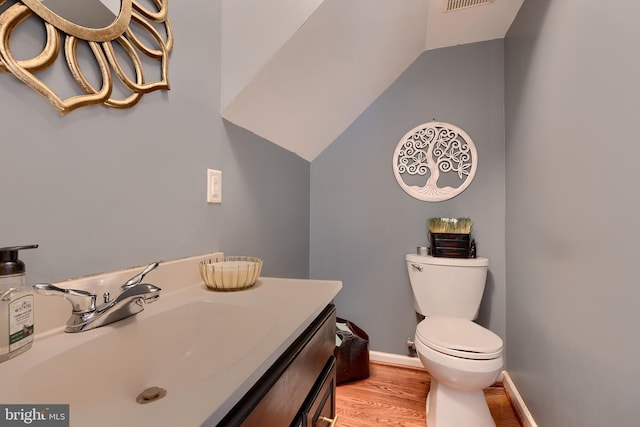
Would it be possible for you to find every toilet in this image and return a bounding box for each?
[406,254,503,427]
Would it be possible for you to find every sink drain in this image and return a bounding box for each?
[136,386,167,404]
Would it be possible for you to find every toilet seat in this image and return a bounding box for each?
[416,315,503,360]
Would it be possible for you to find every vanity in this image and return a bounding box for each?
[0,254,342,426]
[219,304,337,426]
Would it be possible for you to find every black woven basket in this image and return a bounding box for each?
[429,233,471,258]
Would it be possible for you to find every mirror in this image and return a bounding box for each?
[0,0,172,115]
[20,0,132,42]
[39,0,120,29]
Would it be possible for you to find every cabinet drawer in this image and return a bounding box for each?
[300,357,336,427]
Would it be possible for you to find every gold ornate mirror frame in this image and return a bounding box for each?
[0,0,172,115]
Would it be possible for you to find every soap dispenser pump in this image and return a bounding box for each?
[0,244,38,363]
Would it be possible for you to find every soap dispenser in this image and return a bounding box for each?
[0,244,38,363]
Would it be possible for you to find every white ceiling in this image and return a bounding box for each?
[221,0,524,162]
[425,0,524,50]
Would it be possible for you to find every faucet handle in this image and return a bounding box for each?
[33,283,97,313]
[121,262,160,291]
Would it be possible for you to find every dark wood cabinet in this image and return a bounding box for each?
[217,304,336,427]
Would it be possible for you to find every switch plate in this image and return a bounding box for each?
[207,169,222,203]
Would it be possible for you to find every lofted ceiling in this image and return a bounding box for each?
[221,0,524,162]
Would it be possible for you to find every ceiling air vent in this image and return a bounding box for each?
[443,0,495,13]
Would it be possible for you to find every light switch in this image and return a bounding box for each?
[207,169,222,203]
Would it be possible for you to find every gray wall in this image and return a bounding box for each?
[310,41,506,355]
[505,1,640,425]
[0,1,310,284]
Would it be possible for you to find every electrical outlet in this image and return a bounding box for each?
[207,169,222,203]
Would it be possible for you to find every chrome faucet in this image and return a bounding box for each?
[33,262,162,333]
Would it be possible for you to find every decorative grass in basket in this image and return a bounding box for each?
[199,256,263,291]
[428,217,472,258]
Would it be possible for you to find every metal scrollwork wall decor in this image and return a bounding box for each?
[0,0,172,115]
[392,121,477,202]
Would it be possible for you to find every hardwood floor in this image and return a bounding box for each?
[335,362,522,427]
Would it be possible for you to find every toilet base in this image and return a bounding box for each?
[426,379,495,427]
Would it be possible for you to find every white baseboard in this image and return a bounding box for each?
[369,350,424,368]
[503,371,538,427]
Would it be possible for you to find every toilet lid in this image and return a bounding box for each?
[416,316,503,360]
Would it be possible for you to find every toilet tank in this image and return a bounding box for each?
[406,254,489,320]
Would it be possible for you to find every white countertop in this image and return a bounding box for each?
[0,254,341,427]
[196,276,342,426]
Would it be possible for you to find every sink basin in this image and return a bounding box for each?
[20,301,273,410]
